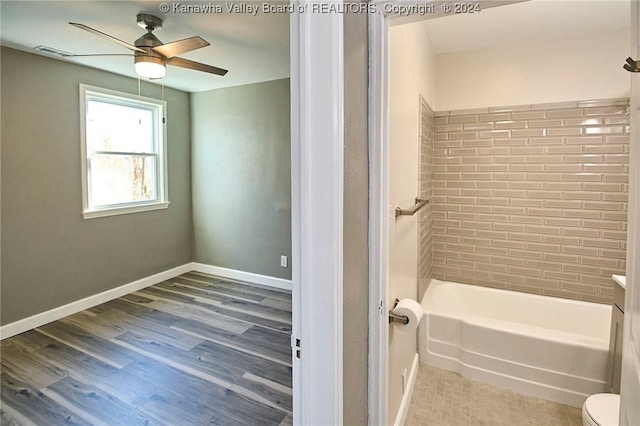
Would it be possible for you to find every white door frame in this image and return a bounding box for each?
[290,3,344,425]
[368,6,391,424]
[368,6,426,423]
[620,1,640,424]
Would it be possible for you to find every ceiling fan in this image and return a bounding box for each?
[67,13,228,79]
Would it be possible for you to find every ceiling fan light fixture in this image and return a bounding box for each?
[134,56,166,79]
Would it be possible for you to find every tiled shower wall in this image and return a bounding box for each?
[432,99,629,304]
[418,97,435,298]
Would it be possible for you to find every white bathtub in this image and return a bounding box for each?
[419,279,612,407]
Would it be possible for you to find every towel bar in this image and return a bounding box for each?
[395,198,429,218]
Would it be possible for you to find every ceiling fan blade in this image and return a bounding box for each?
[69,22,146,53]
[152,36,209,58]
[168,57,228,76]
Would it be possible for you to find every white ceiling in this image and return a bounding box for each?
[1,1,630,93]
[0,1,290,93]
[422,0,630,53]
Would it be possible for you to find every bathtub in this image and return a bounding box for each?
[419,279,612,407]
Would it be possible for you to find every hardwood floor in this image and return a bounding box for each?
[0,272,293,426]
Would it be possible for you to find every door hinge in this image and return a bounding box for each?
[292,335,301,359]
[379,299,384,315]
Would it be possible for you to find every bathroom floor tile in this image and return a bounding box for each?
[406,364,582,426]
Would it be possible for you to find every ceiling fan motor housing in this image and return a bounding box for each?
[134,14,165,64]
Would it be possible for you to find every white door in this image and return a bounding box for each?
[620,0,640,424]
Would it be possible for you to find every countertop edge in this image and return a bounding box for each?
[612,274,626,290]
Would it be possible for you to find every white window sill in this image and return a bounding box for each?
[82,201,170,219]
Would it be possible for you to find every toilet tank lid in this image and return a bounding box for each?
[585,394,620,426]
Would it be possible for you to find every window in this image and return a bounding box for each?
[79,84,169,219]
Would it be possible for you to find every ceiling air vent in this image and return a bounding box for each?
[33,45,72,57]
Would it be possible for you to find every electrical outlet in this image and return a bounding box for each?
[280,255,288,268]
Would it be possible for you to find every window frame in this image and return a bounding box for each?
[79,84,169,219]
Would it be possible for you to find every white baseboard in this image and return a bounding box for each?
[191,262,292,291]
[0,262,292,340]
[0,263,192,340]
[393,353,420,426]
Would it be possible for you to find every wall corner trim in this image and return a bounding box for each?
[0,263,193,340]
[393,353,420,426]
[191,263,293,291]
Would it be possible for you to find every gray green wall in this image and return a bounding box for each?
[343,9,369,425]
[1,47,193,325]
[191,79,291,280]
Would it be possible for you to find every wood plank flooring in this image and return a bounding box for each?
[0,272,293,426]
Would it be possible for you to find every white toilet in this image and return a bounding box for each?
[582,393,620,426]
